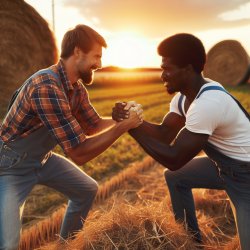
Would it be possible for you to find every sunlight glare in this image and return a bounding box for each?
[102,31,149,68]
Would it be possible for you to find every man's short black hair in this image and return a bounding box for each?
[157,33,206,74]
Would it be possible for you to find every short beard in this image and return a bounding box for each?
[79,71,94,85]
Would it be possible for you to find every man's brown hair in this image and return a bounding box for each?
[60,24,107,59]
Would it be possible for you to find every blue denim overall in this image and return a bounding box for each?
[0,70,98,250]
[165,86,250,249]
[204,143,250,250]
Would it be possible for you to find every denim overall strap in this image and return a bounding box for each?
[18,69,60,91]
[196,85,250,121]
[7,69,60,111]
[178,94,185,117]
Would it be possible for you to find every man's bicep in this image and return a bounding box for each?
[173,128,209,165]
[162,112,185,128]
[160,112,185,139]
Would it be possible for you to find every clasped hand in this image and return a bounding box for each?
[112,101,143,123]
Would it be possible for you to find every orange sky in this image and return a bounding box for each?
[26,0,250,68]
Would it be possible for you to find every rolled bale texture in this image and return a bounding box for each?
[203,40,250,86]
[0,0,58,116]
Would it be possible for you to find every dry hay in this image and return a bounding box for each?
[40,199,237,250]
[19,156,156,250]
[222,236,240,250]
[19,206,65,250]
[36,161,240,250]
[40,201,198,250]
[0,0,58,116]
[194,189,233,224]
[203,40,250,86]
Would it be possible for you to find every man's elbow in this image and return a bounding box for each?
[66,149,88,166]
[167,155,194,171]
[73,156,88,166]
[166,162,183,171]
[163,154,184,171]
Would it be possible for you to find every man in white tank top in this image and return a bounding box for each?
[112,33,250,250]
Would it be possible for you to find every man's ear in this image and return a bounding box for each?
[74,47,81,57]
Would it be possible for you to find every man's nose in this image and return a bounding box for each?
[96,59,102,69]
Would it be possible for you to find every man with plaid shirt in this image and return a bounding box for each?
[0,24,142,250]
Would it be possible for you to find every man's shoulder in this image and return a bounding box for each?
[29,68,61,90]
[194,81,230,106]
[196,81,227,98]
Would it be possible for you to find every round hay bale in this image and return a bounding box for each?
[0,0,58,117]
[203,40,250,86]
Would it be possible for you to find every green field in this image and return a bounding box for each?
[1,73,250,227]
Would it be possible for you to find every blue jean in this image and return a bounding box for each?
[164,156,250,250]
[0,153,98,250]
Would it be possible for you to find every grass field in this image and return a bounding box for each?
[1,71,250,248]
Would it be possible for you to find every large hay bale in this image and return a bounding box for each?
[203,40,250,86]
[0,0,58,117]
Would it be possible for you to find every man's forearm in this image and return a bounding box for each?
[129,121,174,145]
[69,121,127,165]
[128,131,180,170]
[86,117,116,135]
[129,127,207,171]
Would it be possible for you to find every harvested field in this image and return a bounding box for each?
[35,157,238,250]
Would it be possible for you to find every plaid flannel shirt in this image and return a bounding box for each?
[0,60,100,153]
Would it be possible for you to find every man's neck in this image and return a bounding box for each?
[61,58,78,84]
[181,74,208,102]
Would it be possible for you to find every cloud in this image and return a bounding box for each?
[62,0,250,37]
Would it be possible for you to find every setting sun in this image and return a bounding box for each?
[102,31,154,68]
